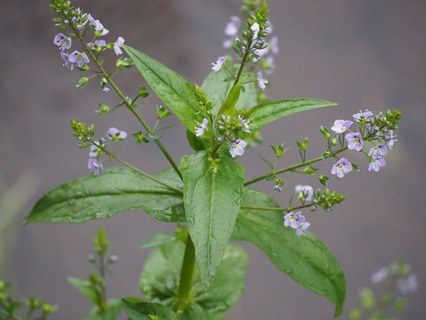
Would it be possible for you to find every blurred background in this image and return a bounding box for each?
[1,0,425,319]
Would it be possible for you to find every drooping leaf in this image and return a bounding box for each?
[180,151,244,284]
[231,188,346,317]
[122,299,177,320]
[248,98,337,132]
[140,239,248,314]
[25,167,185,224]
[201,65,257,115]
[124,45,203,131]
[67,277,97,304]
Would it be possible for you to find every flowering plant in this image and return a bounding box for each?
[20,0,403,319]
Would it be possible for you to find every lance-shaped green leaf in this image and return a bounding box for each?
[201,66,257,115]
[124,45,203,131]
[67,277,97,304]
[180,151,244,285]
[231,188,345,317]
[25,167,185,224]
[122,299,177,320]
[247,98,337,132]
[140,239,248,315]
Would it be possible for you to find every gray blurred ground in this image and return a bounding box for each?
[1,0,425,319]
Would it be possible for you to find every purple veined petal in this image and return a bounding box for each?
[68,50,90,67]
[331,158,353,178]
[345,132,363,151]
[88,158,103,176]
[54,33,72,51]
[284,211,305,229]
[257,71,268,90]
[353,109,374,123]
[295,185,314,201]
[195,118,208,137]
[107,127,127,140]
[229,139,247,158]
[368,156,386,172]
[89,144,99,158]
[211,56,227,72]
[295,222,311,236]
[87,39,106,49]
[60,52,74,70]
[114,36,125,55]
[331,119,353,133]
[369,144,387,158]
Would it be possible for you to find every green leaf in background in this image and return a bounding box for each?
[182,303,226,320]
[140,239,248,315]
[201,65,257,115]
[82,299,122,320]
[186,129,207,152]
[247,98,337,132]
[67,277,97,304]
[139,233,175,249]
[180,151,244,285]
[25,167,185,224]
[122,299,177,320]
[231,188,346,317]
[124,45,203,132]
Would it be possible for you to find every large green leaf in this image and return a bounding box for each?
[122,299,177,320]
[231,188,346,317]
[124,45,203,131]
[182,303,226,320]
[201,65,257,115]
[247,98,337,132]
[67,277,97,304]
[180,151,244,284]
[25,167,185,224]
[140,239,248,314]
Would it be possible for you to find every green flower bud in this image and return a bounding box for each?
[76,77,89,88]
[42,304,53,314]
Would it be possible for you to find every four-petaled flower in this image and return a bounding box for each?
[195,118,208,137]
[284,211,305,229]
[230,139,247,158]
[107,127,127,141]
[87,14,109,36]
[114,37,125,55]
[295,222,311,236]
[385,130,397,149]
[54,33,72,51]
[87,39,106,49]
[369,144,387,158]
[368,156,386,172]
[88,158,103,176]
[68,50,90,68]
[331,158,353,178]
[211,56,227,72]
[353,110,374,123]
[345,132,363,151]
[331,120,353,133]
[60,52,74,70]
[295,185,314,202]
[257,71,268,90]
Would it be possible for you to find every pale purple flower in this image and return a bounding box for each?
[257,71,268,90]
[270,36,279,55]
[331,158,353,178]
[296,222,311,236]
[53,33,72,51]
[60,52,74,70]
[397,274,418,295]
[251,22,260,39]
[264,19,273,34]
[222,38,233,48]
[107,127,127,140]
[89,139,105,157]
[68,50,90,67]
[273,184,283,192]
[211,56,227,72]
[369,144,387,158]
[87,14,109,35]
[353,110,374,123]
[102,87,110,94]
[87,39,106,49]
[230,139,247,158]
[331,120,353,133]
[295,185,314,202]
[88,158,103,176]
[284,211,305,229]
[371,267,389,283]
[385,130,397,149]
[345,132,363,151]
[114,37,125,55]
[368,156,386,172]
[225,16,240,36]
[195,118,208,137]
[238,115,251,132]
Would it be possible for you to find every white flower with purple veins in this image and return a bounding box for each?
[230,139,247,158]
[295,185,314,202]
[368,156,386,172]
[345,132,363,151]
[68,50,90,67]
[107,127,127,141]
[353,110,374,123]
[87,14,109,36]
[87,39,106,49]
[369,144,387,158]
[88,158,103,176]
[195,118,208,137]
[371,266,389,284]
[60,52,74,70]
[385,130,397,149]
[257,71,268,90]
[114,37,125,55]
[224,16,240,36]
[211,56,227,72]
[397,274,418,295]
[296,222,311,237]
[331,158,353,178]
[331,120,353,133]
[53,33,72,51]
[251,22,260,39]
[284,211,305,229]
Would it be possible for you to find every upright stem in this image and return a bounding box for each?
[175,235,196,318]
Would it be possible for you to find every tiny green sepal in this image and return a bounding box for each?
[116,57,133,68]
[76,77,89,88]
[96,104,110,116]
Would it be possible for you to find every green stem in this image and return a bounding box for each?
[245,146,348,186]
[175,236,196,319]
[241,202,314,213]
[70,22,183,180]
[233,38,253,86]
[0,310,22,320]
